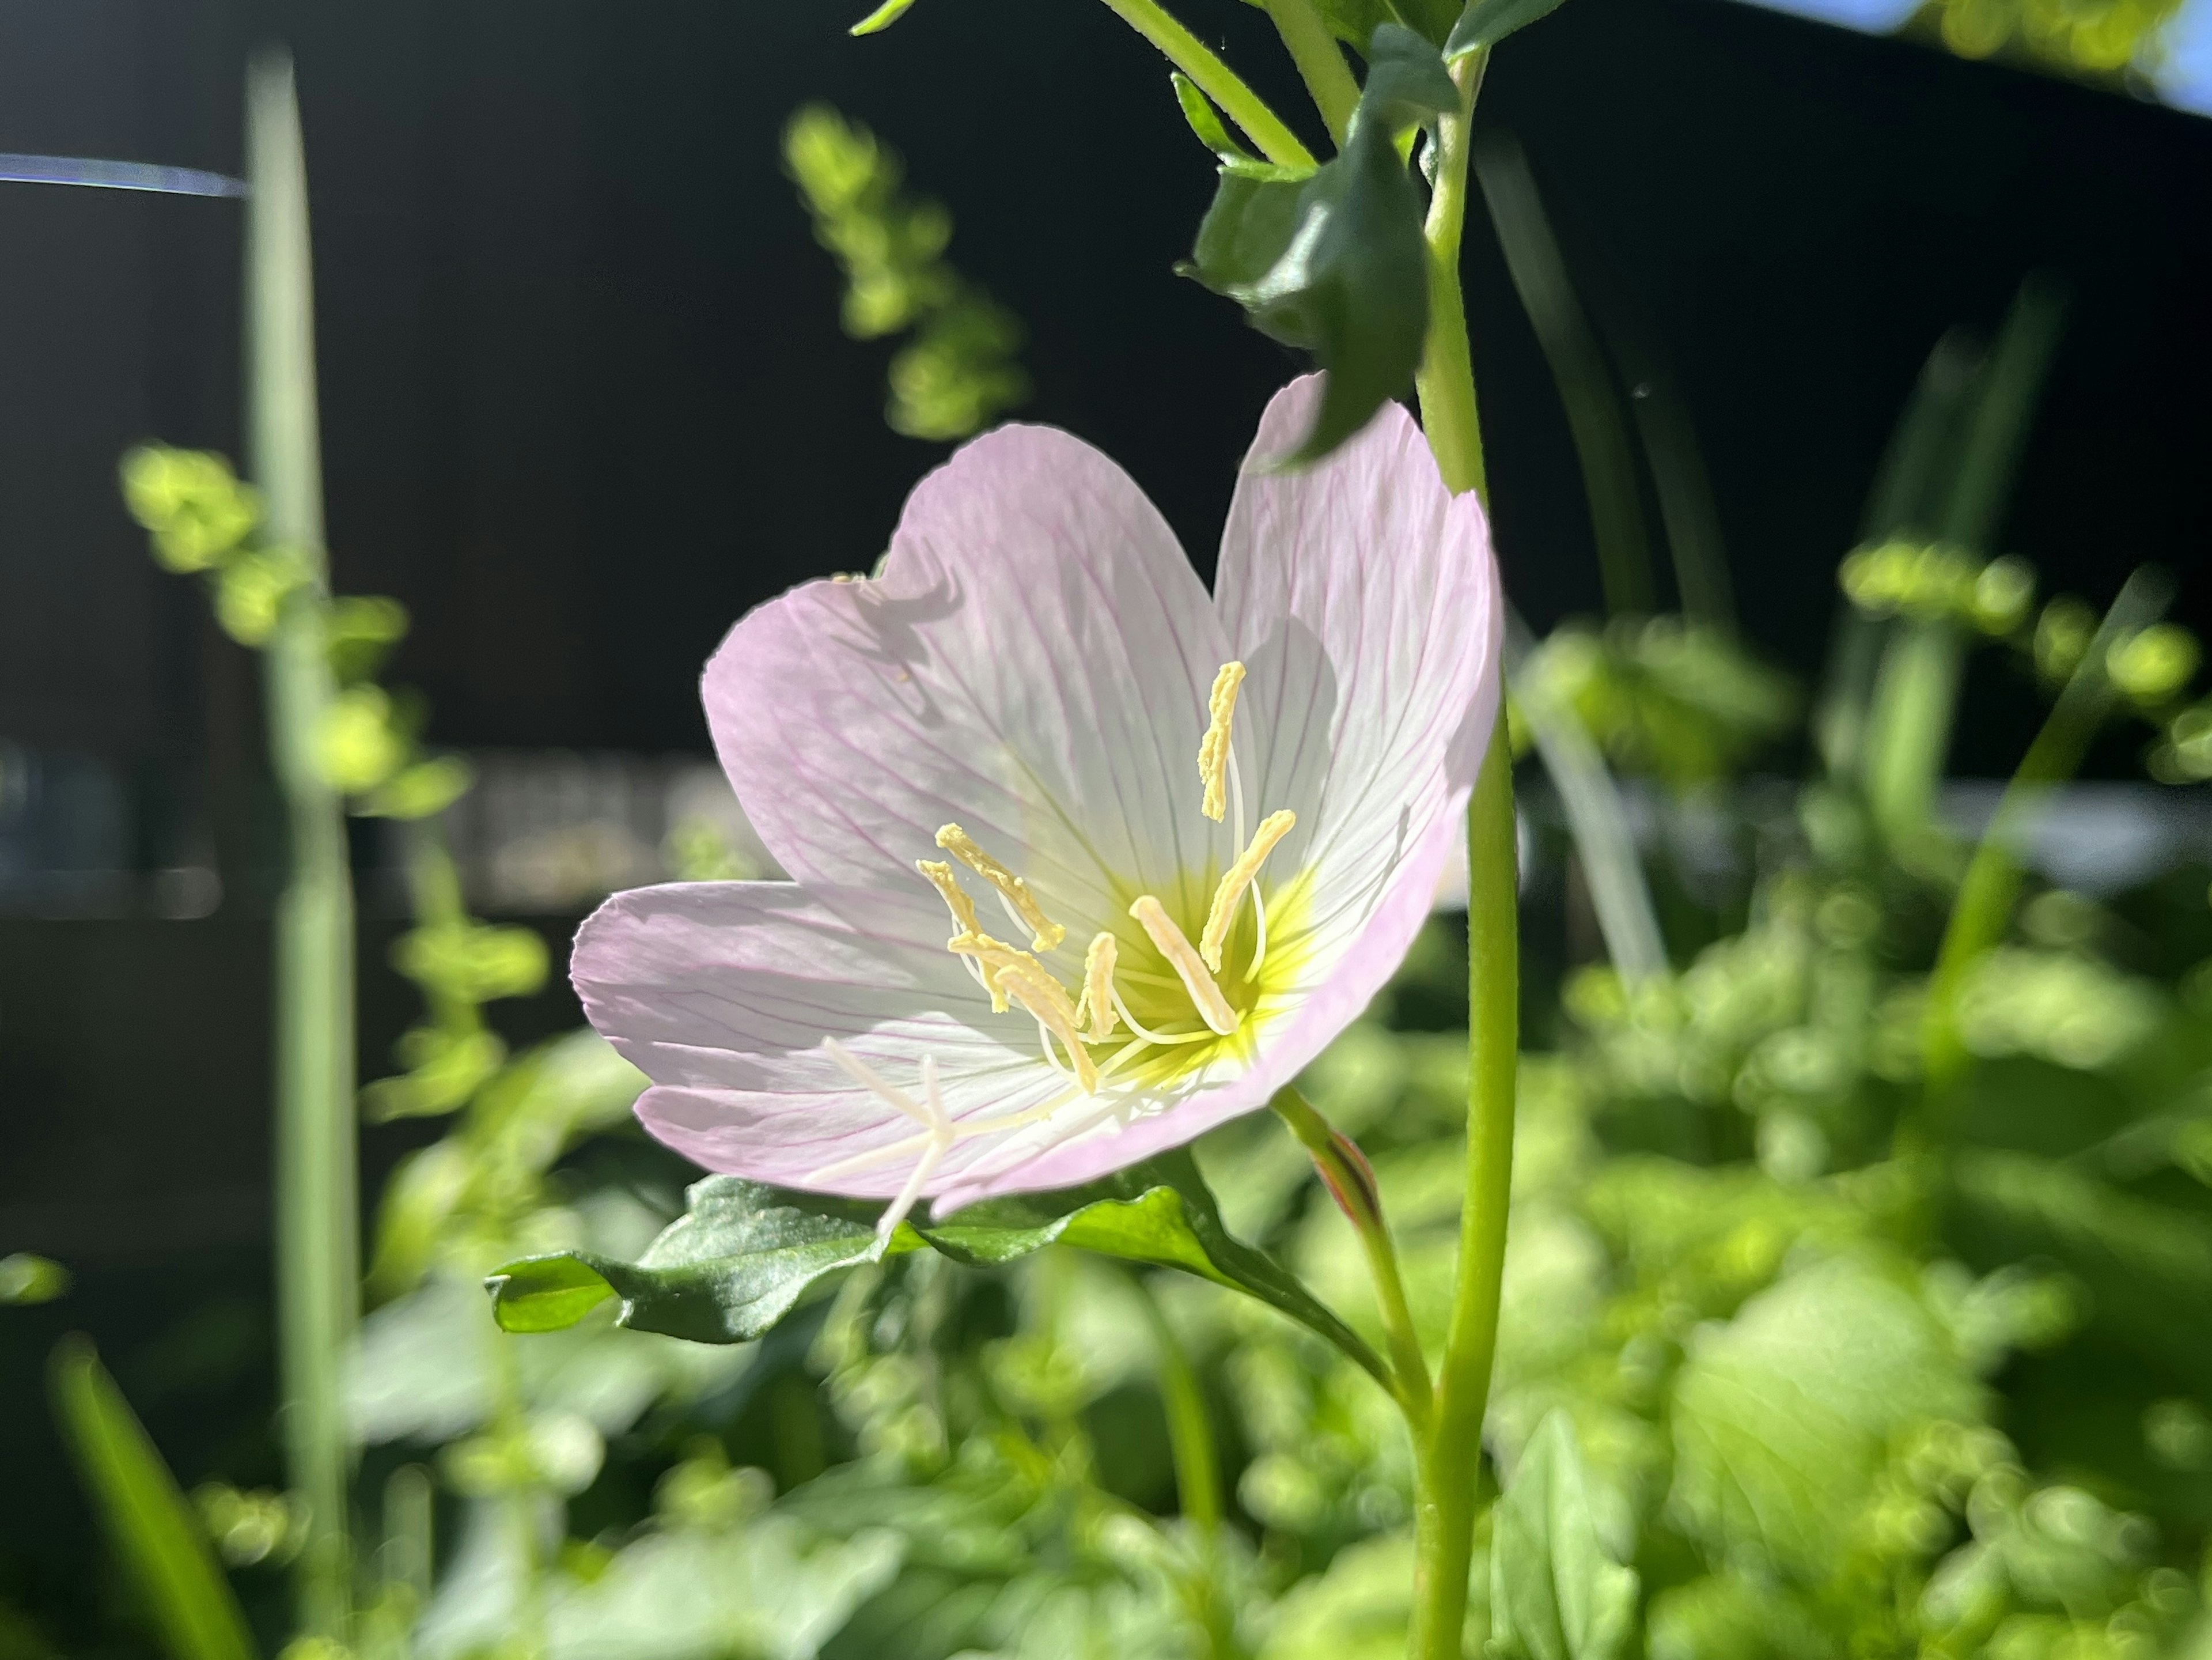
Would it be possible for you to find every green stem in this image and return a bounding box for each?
[1407,52,1514,1659]
[1094,0,1317,169]
[1138,1279,1222,1532]
[1271,1088,1431,1427]
[248,51,357,1645]
[1409,721,1518,1660]
[1921,569,2172,1105]
[1261,0,1359,146]
[1412,50,1489,501]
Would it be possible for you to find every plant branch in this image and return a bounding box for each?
[1411,48,1488,501]
[1262,0,1360,146]
[1272,1088,1431,1428]
[1094,0,1317,169]
[248,51,357,1645]
[1407,48,1514,1660]
[1921,569,2172,1103]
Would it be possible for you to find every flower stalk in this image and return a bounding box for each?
[1407,45,1517,1660]
[1272,1088,1431,1425]
[247,51,358,1643]
[1262,0,1361,146]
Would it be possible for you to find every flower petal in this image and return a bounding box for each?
[1215,376,1503,1002]
[573,878,1077,1194]
[703,425,1234,943]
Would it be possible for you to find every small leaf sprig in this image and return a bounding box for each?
[119,445,556,1126]
[784,103,1029,443]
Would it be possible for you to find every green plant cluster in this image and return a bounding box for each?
[783,104,1029,443]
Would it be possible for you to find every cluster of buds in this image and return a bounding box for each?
[1839,539,2037,637]
[1841,536,2210,786]
[120,445,471,821]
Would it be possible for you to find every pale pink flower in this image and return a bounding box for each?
[573,377,1501,1232]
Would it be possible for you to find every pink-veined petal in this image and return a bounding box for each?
[703,425,1235,945]
[573,879,1076,1194]
[1214,376,1503,1013]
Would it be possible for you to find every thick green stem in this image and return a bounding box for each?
[1261,0,1359,145]
[1409,724,1518,1660]
[1412,50,1488,502]
[1094,0,1316,169]
[1272,1088,1431,1428]
[1407,50,1514,1660]
[248,52,357,1643]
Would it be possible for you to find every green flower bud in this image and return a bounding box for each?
[2107,623,2200,705]
[1968,556,2036,636]
[2034,597,2095,684]
[316,686,407,793]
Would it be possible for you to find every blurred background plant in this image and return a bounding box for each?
[7,6,2212,1660]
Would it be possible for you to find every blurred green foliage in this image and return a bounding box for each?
[1918,0,2183,78]
[783,105,1028,443]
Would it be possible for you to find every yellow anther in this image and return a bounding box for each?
[935,823,1065,952]
[949,932,1097,1091]
[1197,661,1247,823]
[1077,931,1120,1043]
[1199,808,1296,971]
[1128,895,1240,1037]
[916,859,982,939]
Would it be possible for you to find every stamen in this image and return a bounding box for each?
[1109,982,1214,1046]
[1077,931,1120,1043]
[1197,661,1246,824]
[1128,895,1240,1037]
[935,824,1065,952]
[916,858,983,938]
[1199,808,1296,972]
[948,933,1096,1091]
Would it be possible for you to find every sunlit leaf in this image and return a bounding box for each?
[0,1253,71,1306]
[1489,1413,1639,1660]
[48,1340,256,1660]
[488,1151,1385,1384]
[1183,26,1456,463]
[1171,73,1259,168]
[1445,0,1573,57]
[1667,1256,1978,1581]
[849,0,918,33]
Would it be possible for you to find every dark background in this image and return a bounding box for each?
[0,0,2208,1626]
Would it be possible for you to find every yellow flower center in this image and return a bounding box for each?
[802,659,1310,1203]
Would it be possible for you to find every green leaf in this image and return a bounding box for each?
[1490,1414,1639,1660]
[849,0,918,33]
[1182,26,1455,463]
[0,1253,71,1305]
[1172,73,1257,167]
[357,755,472,820]
[1666,1256,1978,1582]
[1240,0,1453,51]
[1444,0,1571,58]
[47,1339,256,1660]
[488,1151,1387,1384]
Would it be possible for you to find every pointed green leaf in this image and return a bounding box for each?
[48,1340,257,1660]
[1444,0,1572,58]
[1490,1413,1639,1660]
[1172,73,1257,167]
[849,0,919,34]
[488,1151,1387,1385]
[1181,26,1455,464]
